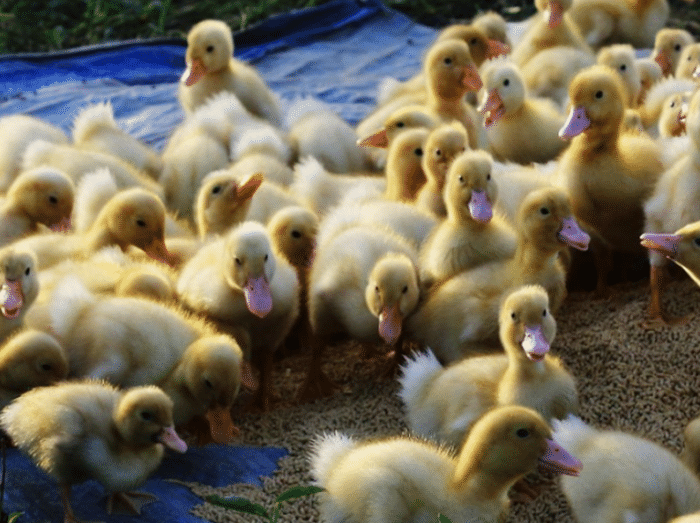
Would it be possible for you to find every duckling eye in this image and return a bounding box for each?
[48,195,58,204]
[539,207,550,215]
[41,363,52,371]
[396,121,405,128]
[24,267,30,276]
[675,44,682,51]
[619,64,626,71]
[516,428,530,438]
[235,257,242,266]
[670,101,676,108]
[511,312,516,320]
[204,378,213,389]
[543,309,547,317]
[402,285,408,294]
[211,185,222,195]
[264,254,269,262]
[435,149,442,157]
[469,38,478,45]
[694,237,700,247]
[140,411,153,421]
[458,175,464,183]
[444,57,453,65]
[206,45,214,53]
[414,148,423,156]
[291,230,302,239]
[136,219,147,228]
[375,285,380,293]
[503,78,510,87]
[486,173,491,181]
[594,91,603,99]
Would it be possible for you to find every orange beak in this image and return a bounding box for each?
[378,303,402,345]
[143,238,176,266]
[461,64,483,91]
[205,406,240,444]
[545,0,564,29]
[654,50,672,77]
[184,58,206,86]
[486,39,511,59]
[358,128,389,148]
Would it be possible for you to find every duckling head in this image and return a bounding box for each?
[518,187,590,252]
[425,39,483,101]
[224,222,275,318]
[478,60,526,127]
[453,405,581,494]
[267,205,319,268]
[421,122,468,187]
[365,253,420,345]
[114,385,187,453]
[635,57,663,105]
[658,92,690,138]
[560,66,626,140]
[0,249,38,320]
[7,167,74,231]
[653,28,694,77]
[0,330,68,394]
[183,19,233,86]
[499,285,557,363]
[385,127,429,200]
[437,24,510,66]
[641,220,700,287]
[677,43,700,80]
[445,149,497,224]
[358,105,437,149]
[534,0,571,29]
[597,45,641,107]
[196,170,263,238]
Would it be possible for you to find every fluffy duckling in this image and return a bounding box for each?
[652,28,695,78]
[0,329,68,411]
[0,114,68,192]
[0,250,39,343]
[399,285,577,448]
[511,0,592,67]
[384,127,430,202]
[177,221,299,410]
[310,405,581,523]
[408,187,589,362]
[677,43,700,81]
[266,206,319,269]
[636,56,664,105]
[0,166,74,246]
[597,44,642,107]
[415,122,469,217]
[11,187,174,270]
[639,76,697,135]
[473,11,512,47]
[681,415,700,475]
[178,19,282,126]
[72,102,163,179]
[229,152,294,187]
[357,104,437,153]
[0,381,187,522]
[553,414,700,523]
[569,0,671,49]
[419,150,517,286]
[658,91,690,138]
[478,60,568,164]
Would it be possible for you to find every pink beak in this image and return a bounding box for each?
[479,89,506,128]
[157,425,188,453]
[0,280,23,319]
[378,303,402,345]
[244,275,273,318]
[559,106,591,139]
[640,232,680,259]
[49,216,72,233]
[539,438,582,476]
[468,190,493,223]
[558,216,590,251]
[522,325,550,361]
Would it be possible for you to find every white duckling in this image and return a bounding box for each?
[0,114,68,192]
[177,221,299,410]
[478,60,568,164]
[0,166,74,247]
[408,187,589,363]
[229,152,294,187]
[72,102,163,179]
[636,56,664,106]
[419,150,517,286]
[399,285,576,449]
[178,19,282,126]
[310,405,582,523]
[0,329,68,411]
[639,76,697,137]
[652,28,695,78]
[0,249,38,343]
[553,414,700,523]
[0,381,187,522]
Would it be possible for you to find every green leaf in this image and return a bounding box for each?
[437,514,453,523]
[205,495,269,518]
[8,513,23,523]
[274,485,325,503]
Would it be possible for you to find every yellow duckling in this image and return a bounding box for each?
[636,56,664,105]
[356,104,437,157]
[676,43,700,81]
[657,91,690,138]
[399,285,577,449]
[178,19,282,126]
[310,405,581,523]
[384,127,430,202]
[681,415,700,476]
[0,381,187,522]
[652,28,695,77]
[0,249,38,343]
[597,44,642,107]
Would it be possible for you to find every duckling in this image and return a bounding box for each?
[569,0,671,49]
[229,152,294,187]
[553,414,700,523]
[357,104,437,154]
[677,43,700,81]
[72,102,163,179]
[310,405,581,523]
[0,250,38,343]
[10,187,174,270]
[399,285,577,449]
[177,221,299,410]
[266,206,319,269]
[636,56,664,106]
[681,415,700,475]
[407,187,589,363]
[0,381,188,522]
[511,0,592,67]
[657,92,690,138]
[557,65,663,291]
[472,11,512,48]
[415,122,469,217]
[652,28,695,78]
[0,166,74,246]
[597,44,642,107]
[478,60,568,164]
[639,76,697,135]
[178,19,282,126]
[419,150,517,286]
[0,329,68,411]
[384,126,430,202]
[0,114,68,192]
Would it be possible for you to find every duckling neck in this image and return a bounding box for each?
[505,351,548,382]
[453,467,519,501]
[85,217,122,252]
[576,122,621,161]
[514,240,558,275]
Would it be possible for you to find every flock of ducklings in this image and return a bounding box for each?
[1,0,700,521]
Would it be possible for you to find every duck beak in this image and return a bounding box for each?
[49,216,72,233]
[539,438,582,476]
[0,280,23,319]
[640,232,680,259]
[559,106,590,139]
[244,275,273,318]
[486,39,510,59]
[358,128,389,148]
[522,325,550,361]
[468,190,493,223]
[144,238,176,266]
[157,425,188,453]
[205,406,240,444]
[654,50,672,77]
[545,0,564,28]
[183,58,206,86]
[462,64,483,91]
[479,89,506,128]
[378,303,402,345]
[558,216,590,251]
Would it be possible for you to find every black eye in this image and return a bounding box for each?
[458,175,464,183]
[516,428,530,438]
[206,45,214,53]
[503,78,510,87]
[41,363,52,371]
[141,411,153,421]
[402,285,408,294]
[291,230,302,239]
[694,237,700,247]
[595,91,603,99]
[543,309,547,317]
[619,64,626,71]
[204,379,213,389]
[486,173,491,181]
[49,195,58,204]
[264,254,269,262]
[24,267,30,276]
[444,57,453,65]
[671,101,676,108]
[212,185,222,194]
[435,149,442,156]
[675,44,682,51]
[511,312,516,320]
[540,207,550,215]
[235,257,242,266]
[396,121,405,128]
[414,148,423,156]
[136,219,147,228]
[470,38,478,45]
[375,285,380,293]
